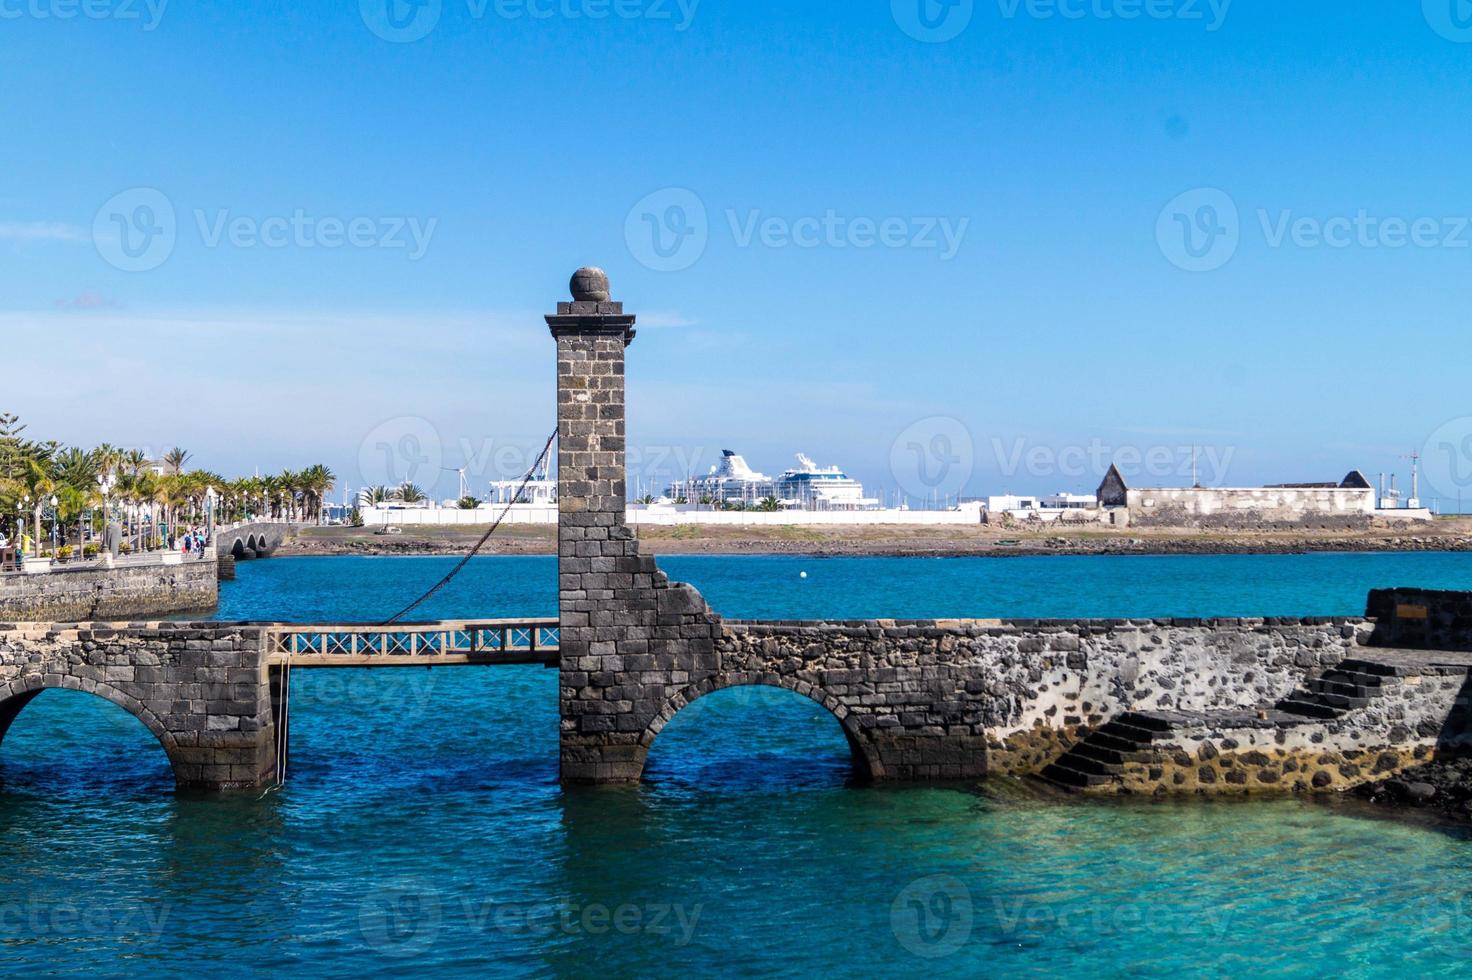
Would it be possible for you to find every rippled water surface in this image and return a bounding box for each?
[4,553,1472,977]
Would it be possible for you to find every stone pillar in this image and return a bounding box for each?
[549,268,721,783]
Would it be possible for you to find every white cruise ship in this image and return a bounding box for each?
[669,451,775,505]
[775,454,878,511]
[668,450,877,511]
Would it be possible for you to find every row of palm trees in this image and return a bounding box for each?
[359,483,429,506]
[358,484,495,514]
[0,413,335,559]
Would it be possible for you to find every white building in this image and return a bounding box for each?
[976,492,1099,522]
[489,473,557,506]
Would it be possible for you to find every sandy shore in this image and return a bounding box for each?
[272,519,1472,559]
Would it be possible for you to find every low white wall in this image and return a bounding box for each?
[361,506,558,526]
[630,508,980,526]
[360,506,982,527]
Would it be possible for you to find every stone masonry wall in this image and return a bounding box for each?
[1127,487,1375,530]
[695,617,1371,780]
[1112,666,1472,796]
[1367,587,1472,652]
[550,295,722,783]
[0,558,218,623]
[0,622,276,790]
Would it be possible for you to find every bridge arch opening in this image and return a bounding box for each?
[639,678,876,790]
[0,682,179,793]
[231,538,248,559]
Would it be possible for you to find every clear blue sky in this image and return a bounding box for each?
[5,2,1472,506]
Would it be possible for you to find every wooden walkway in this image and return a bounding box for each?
[263,619,560,667]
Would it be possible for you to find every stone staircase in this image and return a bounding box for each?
[1039,657,1403,792]
[1274,659,1393,720]
[1040,711,1176,789]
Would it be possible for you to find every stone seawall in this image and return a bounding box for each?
[1107,659,1471,796]
[700,617,1370,780]
[0,558,218,622]
[0,622,276,790]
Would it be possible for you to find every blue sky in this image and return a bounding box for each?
[5,1,1472,506]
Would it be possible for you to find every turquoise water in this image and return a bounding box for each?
[215,551,1472,622]
[3,553,1472,977]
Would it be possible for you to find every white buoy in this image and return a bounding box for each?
[799,571,808,579]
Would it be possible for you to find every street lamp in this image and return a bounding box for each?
[47,494,58,556]
[205,486,218,545]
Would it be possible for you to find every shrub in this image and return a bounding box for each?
[57,545,74,560]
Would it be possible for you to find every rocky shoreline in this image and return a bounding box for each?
[1354,758,1472,826]
[273,525,1472,559]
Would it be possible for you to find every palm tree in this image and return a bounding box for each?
[758,496,783,512]
[163,447,191,476]
[158,475,191,546]
[122,448,147,478]
[300,464,336,522]
[20,455,55,556]
[395,483,426,504]
[457,496,482,510]
[54,447,100,490]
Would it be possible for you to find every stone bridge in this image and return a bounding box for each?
[215,521,298,562]
[548,268,1472,786]
[1,269,1469,794]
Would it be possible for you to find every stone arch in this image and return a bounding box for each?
[231,538,248,559]
[637,673,882,781]
[0,676,184,781]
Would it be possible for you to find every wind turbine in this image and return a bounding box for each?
[442,467,470,501]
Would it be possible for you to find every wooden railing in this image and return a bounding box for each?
[263,619,560,666]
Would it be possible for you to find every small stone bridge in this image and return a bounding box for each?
[1,269,1469,793]
[215,520,298,562]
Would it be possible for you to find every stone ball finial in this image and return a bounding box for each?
[570,266,610,302]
